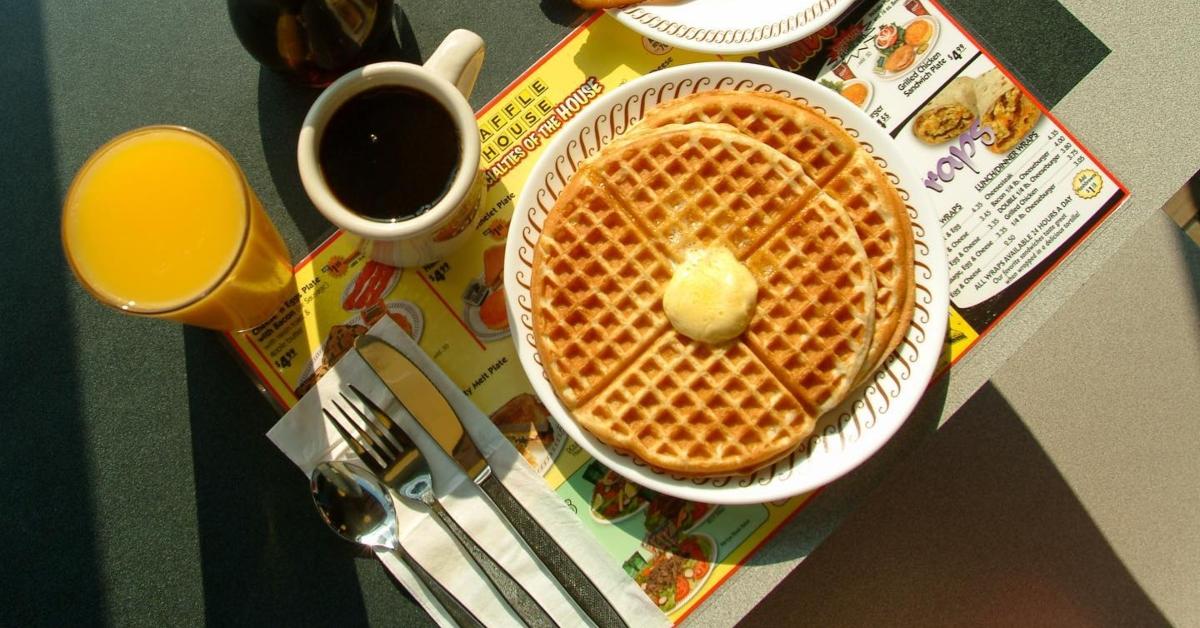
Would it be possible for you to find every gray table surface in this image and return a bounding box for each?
[2,0,1197,626]
[693,1,1200,625]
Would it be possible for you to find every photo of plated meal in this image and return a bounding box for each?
[820,77,873,109]
[506,63,949,503]
[488,392,563,474]
[643,495,715,536]
[873,15,939,79]
[589,463,652,523]
[912,67,1041,151]
[293,299,424,396]
[625,534,717,613]
[462,242,510,341]
[340,259,401,310]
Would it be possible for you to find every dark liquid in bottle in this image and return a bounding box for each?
[319,87,461,222]
[227,0,396,86]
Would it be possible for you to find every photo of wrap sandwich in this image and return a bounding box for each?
[911,67,1041,152]
[975,68,1041,153]
[912,75,977,144]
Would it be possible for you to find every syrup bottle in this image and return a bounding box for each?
[228,0,397,86]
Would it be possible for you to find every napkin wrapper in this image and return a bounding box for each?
[267,317,668,628]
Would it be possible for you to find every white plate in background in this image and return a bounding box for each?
[610,0,854,55]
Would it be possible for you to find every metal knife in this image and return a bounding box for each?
[354,335,629,628]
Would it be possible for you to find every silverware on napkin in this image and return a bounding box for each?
[354,335,630,628]
[323,389,557,628]
[309,460,486,628]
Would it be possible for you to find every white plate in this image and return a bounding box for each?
[610,0,855,56]
[503,62,948,504]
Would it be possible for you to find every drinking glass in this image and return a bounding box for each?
[62,126,294,331]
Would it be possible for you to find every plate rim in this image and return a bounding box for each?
[503,61,948,504]
[609,0,855,55]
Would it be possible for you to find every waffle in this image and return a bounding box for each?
[532,124,875,475]
[592,124,821,260]
[532,172,674,408]
[744,194,876,414]
[637,90,915,386]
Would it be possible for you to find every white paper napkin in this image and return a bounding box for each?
[268,317,668,628]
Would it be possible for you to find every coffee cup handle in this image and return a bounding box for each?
[424,29,485,100]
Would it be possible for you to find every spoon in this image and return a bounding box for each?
[311,460,485,628]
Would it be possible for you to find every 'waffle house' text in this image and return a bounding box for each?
[482,76,605,186]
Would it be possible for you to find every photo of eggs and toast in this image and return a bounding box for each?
[462,242,511,340]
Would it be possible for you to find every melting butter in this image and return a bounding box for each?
[662,247,757,344]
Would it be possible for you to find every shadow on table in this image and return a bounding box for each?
[538,0,586,27]
[635,357,952,570]
[0,2,108,625]
[183,328,379,625]
[718,359,952,571]
[255,71,328,251]
[253,10,426,252]
[1181,175,1200,315]
[740,382,1168,627]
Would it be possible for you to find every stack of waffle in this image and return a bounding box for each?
[531,90,915,476]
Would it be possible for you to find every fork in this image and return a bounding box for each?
[323,389,558,628]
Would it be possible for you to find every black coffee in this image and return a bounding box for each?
[319,87,460,222]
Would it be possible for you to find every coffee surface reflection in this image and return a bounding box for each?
[319,87,461,222]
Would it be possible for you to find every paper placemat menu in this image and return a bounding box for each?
[738,0,1128,363]
[228,4,1127,623]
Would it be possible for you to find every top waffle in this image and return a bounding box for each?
[532,123,878,475]
[637,91,915,386]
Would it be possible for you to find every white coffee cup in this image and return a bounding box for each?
[298,30,486,267]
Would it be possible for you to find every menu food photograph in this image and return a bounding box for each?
[12,0,1199,626]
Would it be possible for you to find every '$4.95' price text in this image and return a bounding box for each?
[274,347,298,370]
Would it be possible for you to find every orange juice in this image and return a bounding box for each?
[63,126,293,330]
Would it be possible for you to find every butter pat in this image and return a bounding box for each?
[662,247,758,344]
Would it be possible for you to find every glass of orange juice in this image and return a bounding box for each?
[62,126,294,331]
